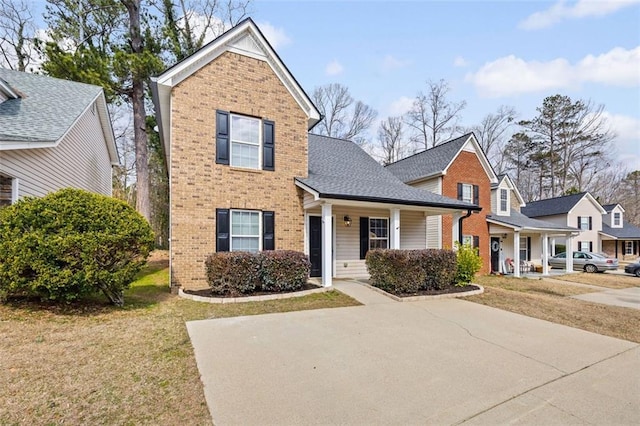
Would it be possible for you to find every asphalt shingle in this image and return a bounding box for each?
[601,222,640,239]
[521,192,588,218]
[487,210,576,232]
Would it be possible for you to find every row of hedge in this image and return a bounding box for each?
[205,250,310,296]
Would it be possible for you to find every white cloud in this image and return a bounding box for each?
[388,96,414,116]
[519,0,640,30]
[381,55,411,72]
[453,56,468,67]
[602,112,640,170]
[325,59,344,76]
[257,21,291,49]
[466,46,640,98]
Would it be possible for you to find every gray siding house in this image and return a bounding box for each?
[0,69,118,206]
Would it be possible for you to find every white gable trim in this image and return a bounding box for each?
[567,192,606,215]
[442,134,498,184]
[498,174,525,207]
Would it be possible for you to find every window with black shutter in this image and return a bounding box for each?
[215,111,230,165]
[263,211,275,250]
[216,208,230,252]
[359,217,369,259]
[263,120,275,171]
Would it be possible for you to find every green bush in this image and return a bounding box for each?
[366,249,457,294]
[455,242,483,285]
[0,188,154,306]
[205,250,310,296]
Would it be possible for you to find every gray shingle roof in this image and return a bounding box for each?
[521,192,588,217]
[0,68,102,143]
[385,133,471,183]
[487,210,576,232]
[602,203,619,213]
[601,222,640,239]
[296,134,481,210]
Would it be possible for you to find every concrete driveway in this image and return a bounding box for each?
[571,286,640,310]
[187,282,640,425]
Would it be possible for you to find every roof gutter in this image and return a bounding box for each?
[315,192,482,211]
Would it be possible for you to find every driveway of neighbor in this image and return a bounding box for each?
[571,286,640,310]
[187,282,640,425]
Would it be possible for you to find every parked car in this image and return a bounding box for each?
[624,259,640,277]
[548,251,619,273]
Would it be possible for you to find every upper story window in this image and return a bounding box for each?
[613,212,621,227]
[457,183,479,205]
[578,216,592,231]
[215,110,275,171]
[499,188,509,213]
[369,218,389,250]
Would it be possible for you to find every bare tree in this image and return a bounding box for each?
[377,116,406,165]
[0,0,35,71]
[312,83,377,144]
[469,105,517,174]
[405,79,466,149]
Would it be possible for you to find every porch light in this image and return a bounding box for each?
[343,215,352,227]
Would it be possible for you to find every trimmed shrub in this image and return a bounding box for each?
[366,249,457,294]
[205,250,310,295]
[0,188,154,306]
[205,252,262,296]
[261,250,311,292]
[455,242,483,285]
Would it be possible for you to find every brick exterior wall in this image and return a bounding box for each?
[441,151,492,274]
[170,51,309,290]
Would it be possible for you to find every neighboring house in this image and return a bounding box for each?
[0,69,118,206]
[385,136,576,276]
[150,19,480,291]
[522,192,606,254]
[486,175,577,276]
[600,203,640,260]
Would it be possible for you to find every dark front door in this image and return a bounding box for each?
[490,237,501,273]
[309,216,322,277]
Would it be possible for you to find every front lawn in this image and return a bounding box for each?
[469,275,640,343]
[0,257,359,425]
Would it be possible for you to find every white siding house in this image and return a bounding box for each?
[0,69,117,205]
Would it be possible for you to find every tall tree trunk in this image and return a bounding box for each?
[123,0,150,220]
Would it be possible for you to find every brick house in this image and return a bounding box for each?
[150,19,481,291]
[386,135,576,276]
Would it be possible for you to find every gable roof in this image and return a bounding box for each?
[295,134,482,211]
[521,192,606,218]
[493,174,525,207]
[0,68,118,164]
[602,203,625,213]
[601,222,640,239]
[385,133,497,184]
[151,18,321,164]
[487,210,576,233]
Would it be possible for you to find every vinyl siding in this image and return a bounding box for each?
[400,210,426,249]
[568,199,603,252]
[411,177,442,249]
[0,102,112,198]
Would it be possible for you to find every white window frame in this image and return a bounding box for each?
[578,241,590,252]
[613,212,621,227]
[461,184,473,203]
[230,209,262,252]
[0,174,18,206]
[519,237,529,261]
[499,188,509,213]
[579,216,590,230]
[462,235,473,247]
[229,114,262,170]
[625,241,633,255]
[369,217,389,250]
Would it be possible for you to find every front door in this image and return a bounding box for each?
[309,216,322,277]
[490,237,501,273]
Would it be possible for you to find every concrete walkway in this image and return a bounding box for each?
[572,286,640,310]
[187,281,640,425]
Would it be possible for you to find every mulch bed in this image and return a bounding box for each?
[368,283,481,298]
[183,282,321,298]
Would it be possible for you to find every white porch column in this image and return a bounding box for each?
[321,203,333,287]
[565,235,574,273]
[390,208,400,249]
[551,238,556,256]
[542,233,549,276]
[513,231,521,277]
[451,212,462,248]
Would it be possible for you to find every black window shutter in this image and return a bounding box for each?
[360,217,369,259]
[589,241,593,252]
[473,236,479,249]
[457,183,463,201]
[263,211,275,250]
[527,237,531,261]
[577,216,581,228]
[263,120,275,171]
[473,185,479,205]
[216,110,230,165]
[588,216,592,230]
[216,208,230,252]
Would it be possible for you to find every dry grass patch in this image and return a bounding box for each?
[471,275,640,343]
[552,272,640,289]
[0,254,359,425]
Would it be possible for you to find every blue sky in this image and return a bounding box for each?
[249,0,640,170]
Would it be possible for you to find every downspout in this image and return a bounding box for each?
[458,209,473,244]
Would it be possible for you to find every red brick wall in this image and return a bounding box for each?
[442,151,492,274]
